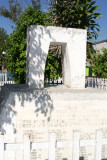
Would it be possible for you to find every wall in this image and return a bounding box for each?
[93,40,107,54]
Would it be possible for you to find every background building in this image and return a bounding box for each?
[93,39,107,54]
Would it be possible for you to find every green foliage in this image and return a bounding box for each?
[49,0,102,41]
[93,48,107,78]
[0,28,8,54]
[0,28,8,68]
[0,0,40,23]
[45,47,62,80]
[6,6,51,84]
[87,42,96,65]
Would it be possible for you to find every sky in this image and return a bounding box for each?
[0,0,107,42]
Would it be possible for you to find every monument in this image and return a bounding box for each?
[0,25,107,160]
[26,25,87,89]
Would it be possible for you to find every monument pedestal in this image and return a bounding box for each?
[0,84,107,160]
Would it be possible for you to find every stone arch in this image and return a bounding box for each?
[26,25,87,89]
[49,42,70,87]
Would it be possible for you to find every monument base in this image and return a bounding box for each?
[0,84,107,160]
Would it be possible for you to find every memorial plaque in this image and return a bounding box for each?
[80,146,94,160]
[30,149,48,160]
[56,148,72,160]
[17,118,49,142]
[102,129,107,139]
[80,146,87,160]
[102,145,107,160]
[80,132,95,140]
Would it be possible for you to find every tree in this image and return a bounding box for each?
[6,6,51,84]
[48,0,102,41]
[0,28,8,71]
[45,45,62,82]
[0,28,8,54]
[87,42,96,65]
[93,49,107,78]
[48,0,102,78]
[0,0,40,23]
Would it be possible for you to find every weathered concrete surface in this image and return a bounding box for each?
[26,25,87,89]
[0,84,107,160]
[93,40,107,54]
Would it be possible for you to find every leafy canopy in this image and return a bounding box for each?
[49,0,102,41]
[45,45,62,81]
[48,0,102,74]
[0,0,40,23]
[0,28,8,54]
[93,49,107,78]
[87,42,96,65]
[0,28,8,69]
[6,6,51,83]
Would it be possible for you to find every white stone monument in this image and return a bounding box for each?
[26,25,87,89]
[0,25,107,160]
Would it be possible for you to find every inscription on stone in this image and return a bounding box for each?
[102,145,107,160]
[80,146,94,160]
[30,149,48,160]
